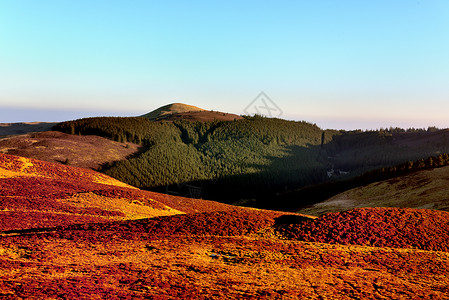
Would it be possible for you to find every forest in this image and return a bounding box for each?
[265,153,449,211]
[54,116,449,207]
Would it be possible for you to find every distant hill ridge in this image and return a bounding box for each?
[141,103,243,122]
[141,103,205,120]
[0,122,57,137]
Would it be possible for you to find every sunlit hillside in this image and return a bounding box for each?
[1,154,448,298]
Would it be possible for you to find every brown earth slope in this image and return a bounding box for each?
[0,131,141,170]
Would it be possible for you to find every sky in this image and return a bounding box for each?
[0,0,448,129]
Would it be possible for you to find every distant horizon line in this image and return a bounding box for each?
[0,106,447,131]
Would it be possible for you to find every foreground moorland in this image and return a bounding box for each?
[1,153,448,299]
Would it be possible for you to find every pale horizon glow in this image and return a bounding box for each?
[1,1,448,130]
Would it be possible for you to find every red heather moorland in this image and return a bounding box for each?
[278,207,449,252]
[0,153,282,231]
[1,153,449,299]
[0,153,179,231]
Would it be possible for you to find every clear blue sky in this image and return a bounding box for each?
[1,0,448,129]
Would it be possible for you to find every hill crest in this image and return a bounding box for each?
[141,103,243,122]
[141,103,205,120]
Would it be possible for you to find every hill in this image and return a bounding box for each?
[53,115,449,208]
[141,103,205,120]
[0,153,271,231]
[54,116,330,203]
[326,128,449,174]
[0,152,298,230]
[0,154,447,298]
[0,122,57,138]
[0,153,183,231]
[155,110,244,122]
[141,103,243,122]
[298,165,449,216]
[0,131,141,170]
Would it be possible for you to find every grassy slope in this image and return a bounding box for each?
[0,131,141,170]
[0,153,182,231]
[298,165,449,216]
[141,103,205,119]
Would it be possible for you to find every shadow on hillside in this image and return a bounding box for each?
[149,143,334,211]
[149,130,449,212]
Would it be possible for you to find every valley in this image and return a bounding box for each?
[298,165,449,216]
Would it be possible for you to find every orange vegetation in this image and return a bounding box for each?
[0,153,183,231]
[0,153,448,299]
[278,207,449,252]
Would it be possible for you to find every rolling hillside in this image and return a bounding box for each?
[54,114,331,203]
[141,103,243,122]
[155,110,244,122]
[298,165,449,216]
[0,122,57,138]
[0,153,269,232]
[0,153,180,231]
[53,110,449,209]
[0,131,141,170]
[1,154,448,298]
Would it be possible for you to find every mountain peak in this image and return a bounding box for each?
[141,103,205,120]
